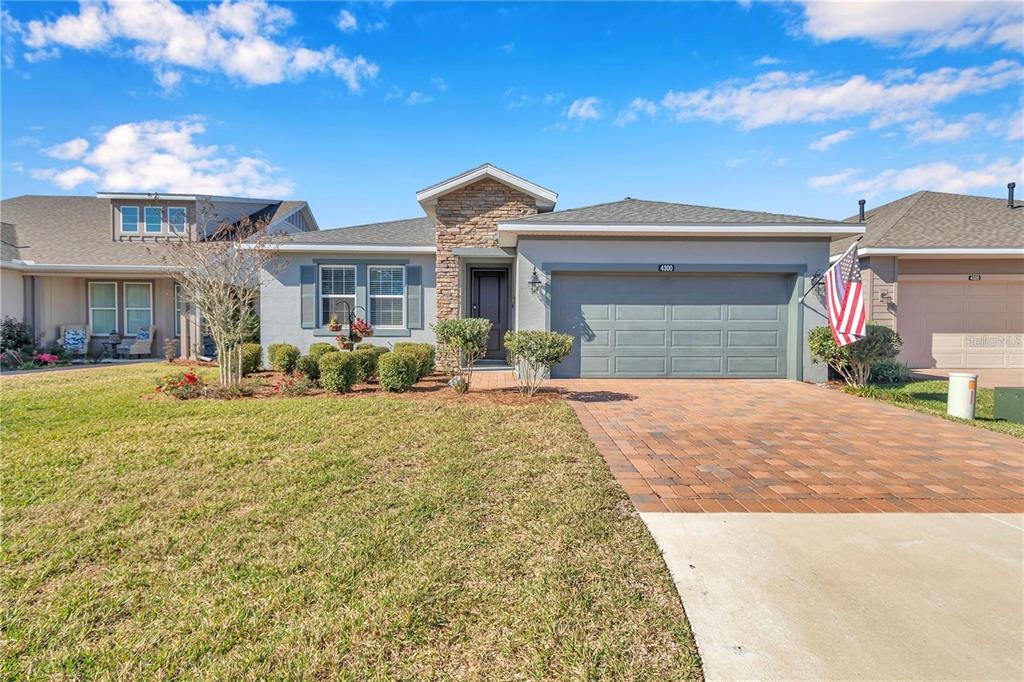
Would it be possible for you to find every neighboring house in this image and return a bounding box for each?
[832,189,1024,370]
[260,164,863,380]
[0,193,319,356]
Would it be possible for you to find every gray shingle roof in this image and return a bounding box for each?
[0,195,313,267]
[504,198,838,225]
[831,190,1024,254]
[287,217,435,246]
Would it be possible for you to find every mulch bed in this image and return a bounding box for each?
[151,370,561,405]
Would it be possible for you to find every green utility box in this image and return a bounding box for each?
[993,387,1024,424]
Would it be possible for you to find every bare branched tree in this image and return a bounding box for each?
[153,198,283,387]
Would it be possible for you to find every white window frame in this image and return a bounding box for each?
[88,281,118,336]
[318,265,356,327]
[368,265,406,329]
[144,206,163,234]
[123,281,153,334]
[120,206,139,233]
[174,282,183,337]
[168,207,187,235]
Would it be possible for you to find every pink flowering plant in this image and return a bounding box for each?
[33,353,59,365]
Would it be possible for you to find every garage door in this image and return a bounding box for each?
[551,273,791,378]
[898,278,1024,368]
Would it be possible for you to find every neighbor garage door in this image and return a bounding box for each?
[898,278,1024,368]
[551,273,791,378]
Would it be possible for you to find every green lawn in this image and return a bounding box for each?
[1,365,701,680]
[853,380,1024,439]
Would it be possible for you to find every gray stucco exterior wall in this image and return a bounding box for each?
[260,252,438,357]
[513,237,833,382]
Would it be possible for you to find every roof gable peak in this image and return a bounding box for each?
[415,163,557,212]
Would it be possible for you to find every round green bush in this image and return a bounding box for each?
[295,354,320,381]
[351,347,380,383]
[393,342,435,379]
[808,324,902,387]
[241,343,263,376]
[378,351,419,392]
[319,351,357,393]
[307,342,337,361]
[270,344,300,373]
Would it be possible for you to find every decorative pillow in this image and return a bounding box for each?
[136,329,151,341]
[64,328,86,352]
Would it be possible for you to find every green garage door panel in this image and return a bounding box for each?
[551,273,790,378]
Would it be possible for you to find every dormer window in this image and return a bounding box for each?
[144,207,162,234]
[121,206,139,233]
[168,207,187,234]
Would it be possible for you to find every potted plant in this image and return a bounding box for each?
[351,317,373,338]
[327,315,343,332]
[335,335,354,351]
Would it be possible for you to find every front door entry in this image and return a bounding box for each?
[470,268,508,360]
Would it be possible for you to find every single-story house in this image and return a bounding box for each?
[260,164,863,380]
[0,193,319,356]
[832,188,1024,370]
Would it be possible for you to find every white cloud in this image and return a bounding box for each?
[24,47,60,63]
[905,113,987,142]
[799,1,1023,53]
[845,157,1022,197]
[405,90,433,106]
[660,60,1020,130]
[504,87,563,109]
[566,96,602,120]
[808,168,860,189]
[336,9,357,33]
[809,129,854,151]
[154,67,182,92]
[501,41,515,54]
[17,0,377,90]
[431,76,447,91]
[614,97,658,127]
[42,137,90,160]
[32,117,294,196]
[754,55,782,66]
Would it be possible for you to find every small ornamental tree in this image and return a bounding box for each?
[505,330,574,396]
[432,318,491,393]
[156,198,285,388]
[808,323,902,387]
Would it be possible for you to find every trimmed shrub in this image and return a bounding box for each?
[378,351,419,392]
[295,354,320,381]
[505,330,574,396]
[1,316,35,353]
[270,344,300,373]
[356,342,377,350]
[241,343,263,376]
[351,347,381,383]
[319,351,358,393]
[394,342,435,379]
[308,342,337,361]
[267,343,288,365]
[808,324,902,387]
[432,318,492,393]
[870,359,910,385]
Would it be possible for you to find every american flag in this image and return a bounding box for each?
[824,242,867,346]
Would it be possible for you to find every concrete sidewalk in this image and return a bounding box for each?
[643,513,1024,681]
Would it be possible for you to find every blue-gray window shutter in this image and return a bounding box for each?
[406,266,423,329]
[300,265,317,329]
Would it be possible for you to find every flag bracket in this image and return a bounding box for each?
[798,235,862,304]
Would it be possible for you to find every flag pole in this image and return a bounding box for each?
[798,235,862,304]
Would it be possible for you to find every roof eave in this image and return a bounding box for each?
[240,243,436,253]
[495,222,864,247]
[860,247,1024,258]
[415,164,557,212]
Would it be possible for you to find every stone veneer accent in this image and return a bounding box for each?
[433,177,538,367]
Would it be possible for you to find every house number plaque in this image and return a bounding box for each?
[658,264,675,272]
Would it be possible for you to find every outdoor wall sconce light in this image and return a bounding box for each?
[528,267,543,294]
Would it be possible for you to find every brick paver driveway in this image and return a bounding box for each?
[562,380,1024,513]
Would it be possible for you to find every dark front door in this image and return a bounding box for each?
[470,269,508,360]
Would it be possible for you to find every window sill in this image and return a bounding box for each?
[311,327,411,338]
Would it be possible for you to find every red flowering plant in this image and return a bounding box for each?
[33,353,60,365]
[351,317,373,338]
[274,375,316,396]
[156,367,205,399]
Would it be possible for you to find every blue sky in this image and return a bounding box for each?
[2,1,1022,227]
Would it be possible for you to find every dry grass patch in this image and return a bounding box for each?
[1,364,701,679]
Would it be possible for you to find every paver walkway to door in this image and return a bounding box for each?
[562,379,1024,513]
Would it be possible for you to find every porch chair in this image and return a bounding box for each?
[117,326,156,358]
[58,324,91,357]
